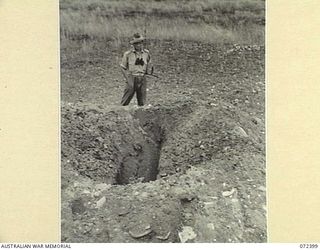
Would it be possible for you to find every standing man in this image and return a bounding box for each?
[120,33,151,106]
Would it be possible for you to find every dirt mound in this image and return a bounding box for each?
[62,103,160,184]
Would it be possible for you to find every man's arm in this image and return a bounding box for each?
[120,66,129,82]
[145,51,152,75]
[120,52,129,81]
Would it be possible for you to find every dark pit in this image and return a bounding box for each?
[115,119,164,185]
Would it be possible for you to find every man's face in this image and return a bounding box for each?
[133,42,143,51]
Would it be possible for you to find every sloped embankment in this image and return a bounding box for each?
[61,98,266,243]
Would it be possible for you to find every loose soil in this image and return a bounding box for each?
[61,40,265,242]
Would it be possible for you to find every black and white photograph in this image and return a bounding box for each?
[60,0,266,243]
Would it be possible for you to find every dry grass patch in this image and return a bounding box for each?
[60,0,265,47]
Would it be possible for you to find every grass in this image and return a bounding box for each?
[60,0,265,15]
[60,0,265,47]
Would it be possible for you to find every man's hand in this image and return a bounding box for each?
[144,66,159,78]
[121,67,134,87]
[145,66,154,75]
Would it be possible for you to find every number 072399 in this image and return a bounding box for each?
[300,244,319,248]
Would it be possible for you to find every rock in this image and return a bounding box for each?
[252,117,262,125]
[117,203,131,216]
[141,192,149,198]
[159,194,166,199]
[118,210,130,216]
[129,225,153,239]
[95,183,111,191]
[96,196,106,209]
[178,226,197,243]
[130,228,153,238]
[93,191,101,197]
[184,213,193,220]
[174,187,195,201]
[258,186,266,192]
[156,231,171,240]
[207,223,215,231]
[234,126,248,137]
[204,201,214,206]
[222,188,236,197]
[82,189,90,194]
[96,136,103,142]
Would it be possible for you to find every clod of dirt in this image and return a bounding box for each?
[70,198,86,215]
[178,226,197,243]
[96,196,106,209]
[156,231,171,240]
[173,186,196,201]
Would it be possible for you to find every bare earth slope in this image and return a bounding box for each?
[61,40,265,242]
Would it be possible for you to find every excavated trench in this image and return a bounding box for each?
[64,102,194,186]
[113,104,192,185]
[111,104,193,185]
[115,117,164,185]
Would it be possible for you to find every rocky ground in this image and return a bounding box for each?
[61,40,265,242]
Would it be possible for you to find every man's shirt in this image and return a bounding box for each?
[120,47,151,76]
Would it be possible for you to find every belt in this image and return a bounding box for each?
[131,74,145,78]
